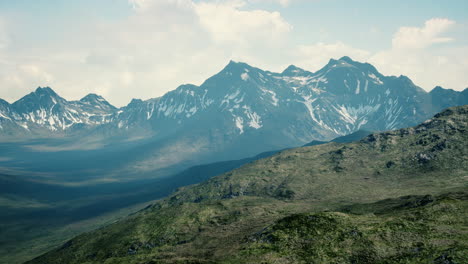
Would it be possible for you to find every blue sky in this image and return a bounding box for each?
[0,0,467,106]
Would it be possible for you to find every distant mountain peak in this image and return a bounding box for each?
[14,86,62,107]
[80,93,116,110]
[81,93,101,99]
[80,93,106,103]
[282,65,312,76]
[35,86,54,92]
[222,60,255,73]
[325,57,355,69]
[203,60,260,86]
[283,64,302,72]
[397,75,416,86]
[34,86,58,96]
[128,98,144,106]
[338,56,354,63]
[225,60,242,67]
[432,86,449,92]
[319,57,383,79]
[327,56,367,68]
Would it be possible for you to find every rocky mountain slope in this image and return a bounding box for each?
[27,105,468,264]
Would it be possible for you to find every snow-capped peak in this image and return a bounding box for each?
[80,93,105,102]
[281,65,313,77]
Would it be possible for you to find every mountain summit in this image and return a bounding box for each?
[281,64,313,77]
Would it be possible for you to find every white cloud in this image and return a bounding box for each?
[195,1,291,45]
[392,18,455,49]
[368,18,467,90]
[277,0,291,6]
[249,0,294,7]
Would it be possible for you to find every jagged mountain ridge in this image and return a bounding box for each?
[0,87,117,135]
[1,57,466,141]
[104,57,466,141]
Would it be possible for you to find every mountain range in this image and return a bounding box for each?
[1,56,467,166]
[27,105,468,264]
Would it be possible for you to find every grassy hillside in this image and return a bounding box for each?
[230,192,468,264]
[1,125,373,264]
[27,106,468,263]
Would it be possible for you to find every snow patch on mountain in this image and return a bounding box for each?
[384,99,404,130]
[355,80,361,94]
[221,90,243,110]
[243,106,263,129]
[235,116,244,134]
[334,105,356,124]
[280,75,316,87]
[146,103,155,120]
[301,96,319,123]
[241,72,249,81]
[259,87,279,106]
[18,123,29,130]
[0,112,10,120]
[368,73,383,85]
[332,104,382,131]
[309,75,328,85]
[344,80,350,90]
[186,107,198,118]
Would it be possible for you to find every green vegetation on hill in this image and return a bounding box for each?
[27,106,468,264]
[234,192,467,264]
